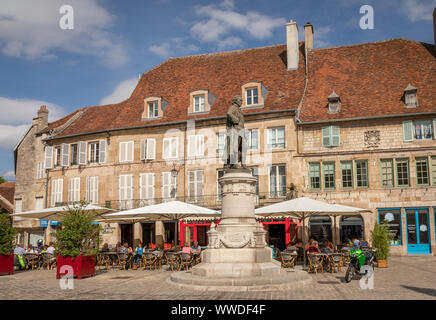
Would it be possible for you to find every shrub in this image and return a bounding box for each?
[371,221,393,260]
[0,213,17,255]
[53,203,102,257]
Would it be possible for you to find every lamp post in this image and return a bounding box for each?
[171,164,179,244]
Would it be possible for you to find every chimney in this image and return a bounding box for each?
[37,105,48,131]
[304,22,314,52]
[286,19,299,71]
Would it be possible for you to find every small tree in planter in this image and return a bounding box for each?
[0,213,17,275]
[53,203,101,279]
[371,221,393,268]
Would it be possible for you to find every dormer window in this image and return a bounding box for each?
[241,81,267,109]
[404,84,418,108]
[246,87,258,106]
[328,91,341,114]
[148,101,159,118]
[194,95,205,113]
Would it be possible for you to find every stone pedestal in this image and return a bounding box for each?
[169,168,311,290]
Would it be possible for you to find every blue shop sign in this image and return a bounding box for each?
[40,219,48,227]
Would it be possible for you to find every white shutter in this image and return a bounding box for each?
[172,137,178,158]
[148,173,155,200]
[162,172,169,199]
[86,176,90,203]
[127,141,134,161]
[433,119,436,139]
[119,142,125,162]
[58,179,63,205]
[140,140,147,160]
[140,174,146,199]
[92,176,98,204]
[78,141,87,165]
[146,139,155,160]
[322,127,331,147]
[68,179,73,202]
[163,139,170,159]
[197,135,205,156]
[61,143,69,167]
[402,121,413,142]
[45,146,53,169]
[188,136,195,157]
[99,140,106,164]
[331,126,340,146]
[75,178,80,202]
[118,175,124,202]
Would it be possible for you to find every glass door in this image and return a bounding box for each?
[406,208,431,254]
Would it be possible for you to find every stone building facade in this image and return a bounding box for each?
[13,15,436,256]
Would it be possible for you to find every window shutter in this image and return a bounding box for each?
[127,142,133,161]
[148,173,155,200]
[322,127,331,147]
[58,179,63,204]
[51,180,56,207]
[433,119,436,140]
[45,146,53,169]
[331,126,340,146]
[146,139,156,160]
[252,129,259,149]
[402,120,413,142]
[198,170,204,197]
[140,140,147,160]
[61,143,69,167]
[99,140,106,164]
[119,142,126,162]
[68,179,73,202]
[86,176,90,203]
[118,175,123,202]
[197,135,205,156]
[188,136,195,157]
[140,174,146,199]
[163,139,169,159]
[172,138,178,158]
[75,178,80,202]
[78,141,87,165]
[93,176,98,204]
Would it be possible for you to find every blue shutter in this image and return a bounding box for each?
[322,127,331,147]
[402,121,413,142]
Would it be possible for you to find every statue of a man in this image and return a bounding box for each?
[224,95,247,169]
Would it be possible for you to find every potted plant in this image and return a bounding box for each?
[0,212,17,275]
[371,221,392,268]
[54,203,101,279]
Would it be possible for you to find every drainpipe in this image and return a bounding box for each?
[45,169,49,209]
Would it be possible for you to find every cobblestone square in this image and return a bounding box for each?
[1,256,435,300]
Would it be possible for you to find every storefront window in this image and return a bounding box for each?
[340,216,364,243]
[378,209,402,245]
[309,216,332,241]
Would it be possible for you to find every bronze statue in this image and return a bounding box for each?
[224,95,247,169]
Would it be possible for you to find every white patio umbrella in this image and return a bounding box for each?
[11,204,116,221]
[102,201,221,245]
[255,197,370,268]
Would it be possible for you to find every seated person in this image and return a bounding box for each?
[14,244,26,270]
[359,238,369,248]
[182,245,192,254]
[175,241,182,252]
[25,244,36,254]
[352,238,361,251]
[167,240,176,252]
[133,242,144,266]
[115,242,123,253]
[322,238,334,254]
[46,242,56,255]
[304,238,315,251]
[191,241,201,263]
[101,243,109,252]
[285,242,297,253]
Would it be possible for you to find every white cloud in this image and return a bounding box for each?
[191,1,286,47]
[148,43,171,58]
[401,0,436,21]
[0,96,66,149]
[217,36,244,50]
[0,0,127,67]
[99,78,138,105]
[2,170,15,180]
[148,38,200,58]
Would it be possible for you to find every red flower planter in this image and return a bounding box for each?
[0,254,14,275]
[56,254,95,280]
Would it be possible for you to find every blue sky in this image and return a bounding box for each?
[0,0,435,180]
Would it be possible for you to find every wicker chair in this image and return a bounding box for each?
[142,252,158,270]
[307,253,324,274]
[25,253,40,270]
[41,253,56,270]
[152,251,164,270]
[179,253,194,270]
[280,251,297,269]
[165,252,180,271]
[115,253,132,270]
[96,253,111,270]
[328,253,344,273]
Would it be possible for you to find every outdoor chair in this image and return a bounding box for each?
[115,253,132,270]
[179,253,194,270]
[280,251,297,269]
[307,253,324,274]
[152,250,164,270]
[96,253,111,270]
[142,252,158,270]
[165,252,180,271]
[341,248,351,265]
[41,253,56,270]
[328,253,344,273]
[25,253,40,270]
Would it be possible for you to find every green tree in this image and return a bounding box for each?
[0,176,7,184]
[0,213,17,255]
[53,203,102,257]
[371,221,393,260]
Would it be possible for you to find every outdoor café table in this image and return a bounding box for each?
[25,253,41,270]
[102,252,118,267]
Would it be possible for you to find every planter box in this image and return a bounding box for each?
[377,259,388,268]
[0,254,14,275]
[56,254,96,280]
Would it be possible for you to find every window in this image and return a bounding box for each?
[403,120,433,141]
[163,137,178,159]
[416,157,430,186]
[54,146,61,167]
[245,129,259,150]
[44,146,53,169]
[309,163,321,190]
[36,162,44,179]
[355,160,368,188]
[267,127,285,148]
[269,165,286,197]
[162,172,177,201]
[327,92,341,114]
[341,161,353,189]
[322,126,340,147]
[396,158,409,187]
[188,135,205,157]
[118,175,132,209]
[404,84,418,108]
[119,141,134,162]
[86,176,98,205]
[70,144,78,165]
[323,162,335,189]
[431,156,436,185]
[380,159,394,188]
[35,197,44,210]
[246,87,258,106]
[78,141,87,165]
[217,170,225,200]
[89,142,100,163]
[378,209,402,245]
[217,133,226,155]
[251,167,259,197]
[194,95,205,113]
[148,101,159,118]
[188,170,204,203]
[140,139,156,160]
[140,173,155,205]
[15,199,22,213]
[51,179,63,207]
[68,177,80,203]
